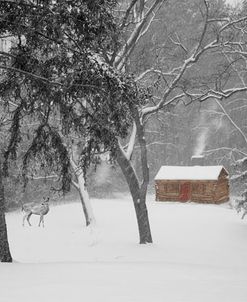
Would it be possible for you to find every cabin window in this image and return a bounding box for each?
[192,183,205,194]
[166,183,179,194]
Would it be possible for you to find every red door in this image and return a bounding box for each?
[180,182,191,201]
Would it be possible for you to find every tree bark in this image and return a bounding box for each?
[0,163,12,262]
[72,179,91,226]
[78,190,91,226]
[70,153,95,227]
[77,172,95,226]
[116,144,152,244]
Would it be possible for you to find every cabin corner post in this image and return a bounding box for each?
[155,181,160,201]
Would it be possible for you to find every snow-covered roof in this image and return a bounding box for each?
[155,166,228,181]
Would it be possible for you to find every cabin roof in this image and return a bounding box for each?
[154,166,228,181]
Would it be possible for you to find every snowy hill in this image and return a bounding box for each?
[1,195,247,302]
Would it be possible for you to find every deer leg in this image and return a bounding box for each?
[23,213,31,226]
[38,215,44,227]
[26,212,32,226]
[242,210,247,219]
[22,214,27,227]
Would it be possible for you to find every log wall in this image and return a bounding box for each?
[214,179,229,203]
[155,180,181,202]
[155,178,229,204]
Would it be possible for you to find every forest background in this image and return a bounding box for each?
[1,0,247,210]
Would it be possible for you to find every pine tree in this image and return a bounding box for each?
[0,0,151,243]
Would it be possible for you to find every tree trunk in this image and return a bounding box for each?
[0,164,12,262]
[133,194,153,244]
[77,172,96,226]
[116,144,152,244]
[70,138,96,226]
[70,154,95,227]
[72,180,91,226]
[78,189,91,226]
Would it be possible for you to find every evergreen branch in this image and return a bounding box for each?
[0,51,16,59]
[3,104,23,170]
[0,64,64,86]
[22,124,71,193]
[0,64,108,93]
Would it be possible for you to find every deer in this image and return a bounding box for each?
[22,197,50,227]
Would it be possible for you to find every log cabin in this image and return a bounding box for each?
[155,166,229,204]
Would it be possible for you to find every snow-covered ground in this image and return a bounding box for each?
[1,195,247,302]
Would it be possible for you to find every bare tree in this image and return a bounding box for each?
[106,0,247,242]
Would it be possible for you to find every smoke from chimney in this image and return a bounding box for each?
[193,128,208,157]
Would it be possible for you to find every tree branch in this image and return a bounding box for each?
[203,147,247,157]
[215,99,247,145]
[125,122,137,160]
[114,0,165,70]
[120,0,139,30]
[71,179,79,190]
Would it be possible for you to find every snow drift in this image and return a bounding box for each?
[1,195,247,302]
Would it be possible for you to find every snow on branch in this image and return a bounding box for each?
[169,32,188,53]
[138,3,247,118]
[142,93,185,116]
[119,0,139,30]
[215,99,247,145]
[125,123,137,160]
[203,147,247,157]
[135,68,177,82]
[135,141,178,149]
[202,87,247,101]
[114,0,165,70]
[218,15,247,34]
